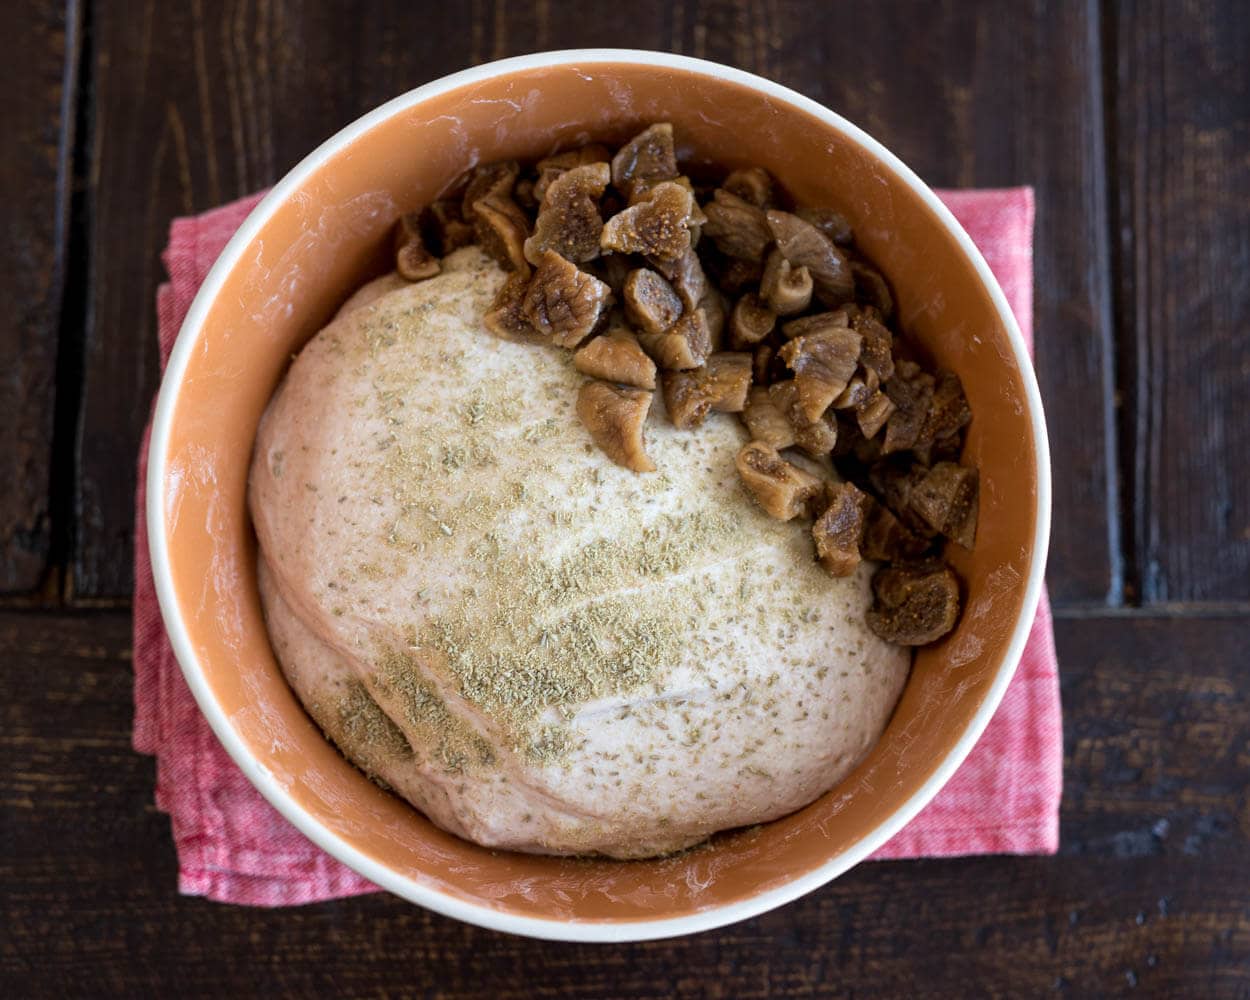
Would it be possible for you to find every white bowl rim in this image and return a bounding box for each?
[147,47,1052,943]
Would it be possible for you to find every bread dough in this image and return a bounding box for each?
[249,246,908,858]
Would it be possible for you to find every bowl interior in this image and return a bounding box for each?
[156,59,1039,925]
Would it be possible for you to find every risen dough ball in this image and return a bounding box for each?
[249,247,908,858]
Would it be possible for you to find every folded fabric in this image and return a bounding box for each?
[133,185,1060,906]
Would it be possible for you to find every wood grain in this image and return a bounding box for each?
[0,1,79,593]
[75,0,1118,605]
[2,611,1246,996]
[1112,0,1250,602]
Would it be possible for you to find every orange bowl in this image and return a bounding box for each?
[148,50,1050,940]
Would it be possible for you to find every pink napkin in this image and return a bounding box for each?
[134,187,1060,906]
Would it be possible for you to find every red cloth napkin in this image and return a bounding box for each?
[134,187,1060,906]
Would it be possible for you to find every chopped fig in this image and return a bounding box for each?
[623,268,683,335]
[462,161,519,223]
[768,380,838,458]
[483,269,545,344]
[600,181,695,260]
[831,375,875,411]
[735,441,823,521]
[851,311,895,382]
[610,123,678,199]
[923,370,972,443]
[573,325,657,390]
[729,292,776,349]
[910,462,979,549]
[722,166,774,208]
[701,189,773,261]
[778,327,863,423]
[781,309,851,340]
[868,456,937,539]
[701,289,727,348]
[796,205,854,246]
[473,193,530,271]
[534,143,611,202]
[524,162,610,265]
[660,353,753,429]
[394,213,440,281]
[860,496,932,562]
[882,361,936,454]
[812,482,867,576]
[649,246,710,310]
[865,563,961,646]
[856,390,897,439]
[576,380,656,473]
[636,307,712,370]
[522,249,612,348]
[851,258,894,320]
[765,209,855,306]
[429,199,476,254]
[760,249,813,316]
[742,385,795,449]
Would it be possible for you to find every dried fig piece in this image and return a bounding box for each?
[610,123,678,200]
[711,254,765,296]
[882,361,936,454]
[760,248,813,316]
[781,309,851,340]
[851,258,894,320]
[729,292,776,349]
[735,441,823,521]
[910,462,978,549]
[742,385,795,449]
[649,246,710,311]
[722,166,774,208]
[462,160,519,223]
[701,288,727,348]
[860,496,931,562]
[660,353,752,429]
[778,327,863,423]
[856,390,897,439]
[573,324,657,390]
[429,199,475,254]
[831,375,875,411]
[600,181,695,260]
[576,380,656,473]
[623,268,683,335]
[796,205,854,246]
[812,482,868,576]
[474,194,530,271]
[534,143,611,202]
[636,307,712,371]
[483,269,544,344]
[394,213,440,281]
[766,209,855,306]
[851,311,895,382]
[868,456,937,539]
[768,380,838,458]
[922,370,972,444]
[522,249,612,348]
[702,189,772,262]
[524,162,610,265]
[865,563,961,646]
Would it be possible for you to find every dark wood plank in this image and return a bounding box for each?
[0,1,79,593]
[3,610,1247,995]
[1113,0,1250,602]
[75,1,1117,605]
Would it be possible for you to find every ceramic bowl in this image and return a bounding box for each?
[148,49,1050,941]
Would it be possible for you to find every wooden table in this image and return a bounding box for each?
[3,2,1248,995]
